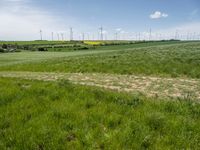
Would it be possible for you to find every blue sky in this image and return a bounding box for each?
[0,0,199,40]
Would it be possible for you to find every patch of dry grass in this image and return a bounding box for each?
[0,71,199,100]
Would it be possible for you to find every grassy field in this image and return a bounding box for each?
[0,49,120,67]
[0,41,184,67]
[0,41,200,149]
[1,41,200,78]
[0,78,199,149]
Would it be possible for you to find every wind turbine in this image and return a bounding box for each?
[159,34,162,41]
[61,33,64,41]
[51,32,54,41]
[149,28,152,41]
[138,32,141,41]
[115,32,118,40]
[82,33,85,41]
[70,27,73,41]
[175,30,179,40]
[39,30,43,41]
[187,31,190,41]
[99,26,103,41]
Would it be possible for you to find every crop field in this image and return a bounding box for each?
[1,41,200,78]
[0,41,200,149]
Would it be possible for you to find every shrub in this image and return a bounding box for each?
[23,46,30,50]
[38,47,48,51]
[80,46,89,50]
[0,48,4,53]
[2,44,8,49]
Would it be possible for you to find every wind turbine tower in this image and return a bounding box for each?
[115,32,118,40]
[57,33,60,41]
[175,30,179,40]
[82,33,85,41]
[70,27,73,41]
[51,32,54,41]
[149,28,152,41]
[99,26,103,41]
[138,32,141,41]
[61,33,64,41]
[187,31,190,41]
[40,30,43,41]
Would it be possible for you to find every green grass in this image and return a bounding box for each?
[0,49,121,67]
[1,41,200,149]
[1,41,200,78]
[0,78,199,149]
[0,41,184,67]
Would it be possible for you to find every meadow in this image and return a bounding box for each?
[0,40,200,149]
[0,78,199,149]
[1,41,200,78]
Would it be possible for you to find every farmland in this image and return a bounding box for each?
[0,41,200,149]
[1,41,200,78]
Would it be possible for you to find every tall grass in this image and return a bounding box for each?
[0,78,199,149]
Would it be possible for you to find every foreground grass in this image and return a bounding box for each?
[1,42,200,78]
[0,78,199,149]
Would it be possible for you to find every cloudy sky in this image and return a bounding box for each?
[0,0,200,40]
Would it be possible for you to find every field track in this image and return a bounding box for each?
[0,71,199,100]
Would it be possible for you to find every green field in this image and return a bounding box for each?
[0,41,200,149]
[1,41,200,78]
[0,78,200,149]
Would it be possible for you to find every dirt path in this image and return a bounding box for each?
[0,71,200,100]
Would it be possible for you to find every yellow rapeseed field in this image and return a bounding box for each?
[84,41,103,45]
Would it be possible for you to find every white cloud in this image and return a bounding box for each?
[116,28,122,32]
[150,11,168,19]
[0,0,81,40]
